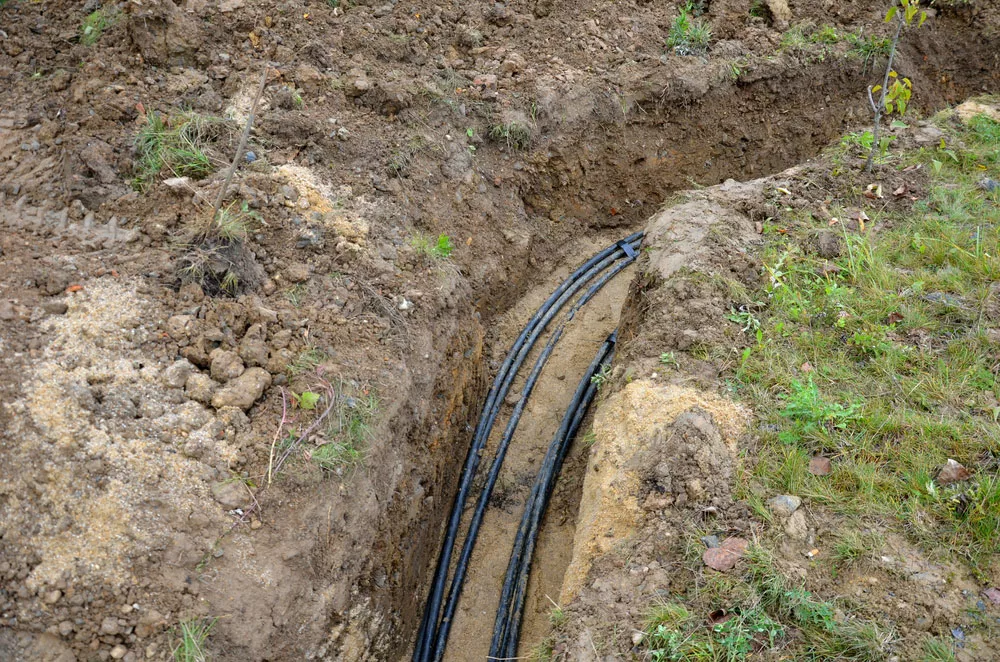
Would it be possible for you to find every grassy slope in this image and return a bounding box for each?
[643,105,1000,662]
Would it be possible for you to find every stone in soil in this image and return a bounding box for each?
[210,348,246,382]
[211,367,271,410]
[768,494,802,517]
[808,456,831,475]
[703,537,749,572]
[211,480,245,509]
[185,372,218,405]
[936,458,971,485]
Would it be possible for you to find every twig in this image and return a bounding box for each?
[266,388,292,486]
[212,68,268,218]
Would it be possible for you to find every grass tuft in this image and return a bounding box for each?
[133,112,234,190]
[667,3,712,56]
[309,379,378,475]
[80,7,119,46]
[172,618,216,662]
[488,120,533,150]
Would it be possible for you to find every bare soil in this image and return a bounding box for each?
[0,0,998,660]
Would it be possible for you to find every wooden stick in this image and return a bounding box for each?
[212,68,269,217]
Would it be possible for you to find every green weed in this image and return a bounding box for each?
[412,233,454,259]
[590,364,612,390]
[133,112,231,190]
[287,347,328,376]
[732,111,1000,569]
[667,3,712,56]
[80,7,119,46]
[172,618,216,662]
[848,32,893,72]
[311,381,378,474]
[488,120,532,150]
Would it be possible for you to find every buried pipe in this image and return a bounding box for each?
[416,235,641,661]
[490,333,615,659]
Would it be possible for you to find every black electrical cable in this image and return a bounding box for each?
[490,334,615,659]
[430,256,638,660]
[414,233,643,662]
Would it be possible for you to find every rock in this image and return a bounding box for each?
[58,621,74,637]
[218,0,244,11]
[808,456,832,476]
[210,480,245,508]
[955,100,1000,124]
[238,324,269,367]
[161,360,195,389]
[100,616,120,635]
[936,458,971,485]
[768,494,802,517]
[211,367,271,410]
[110,645,128,660]
[295,226,325,249]
[43,301,69,315]
[294,63,325,92]
[983,588,1000,606]
[163,176,192,190]
[812,230,842,259]
[41,270,71,296]
[176,401,211,431]
[184,372,218,405]
[135,610,164,639]
[285,263,311,283]
[209,349,245,382]
[702,537,748,572]
[80,139,117,184]
[913,125,945,146]
[43,589,62,604]
[765,0,791,26]
[701,535,721,548]
[346,76,371,98]
[784,509,808,540]
[978,177,999,193]
[165,314,196,340]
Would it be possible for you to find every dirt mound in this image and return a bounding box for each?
[562,381,749,602]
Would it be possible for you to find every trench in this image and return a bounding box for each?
[376,19,1000,661]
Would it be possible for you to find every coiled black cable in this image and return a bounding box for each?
[414,234,642,662]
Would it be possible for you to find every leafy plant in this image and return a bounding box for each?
[660,352,680,369]
[590,364,612,390]
[293,391,321,410]
[667,3,712,56]
[865,0,928,172]
[412,233,454,259]
[780,377,860,432]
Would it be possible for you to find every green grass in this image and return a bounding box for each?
[133,112,230,190]
[731,109,1000,572]
[80,7,119,46]
[287,347,328,376]
[412,233,454,259]
[488,120,533,150]
[848,32,893,71]
[172,618,216,662]
[310,381,378,474]
[667,4,712,56]
[644,546,892,661]
[921,636,956,662]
